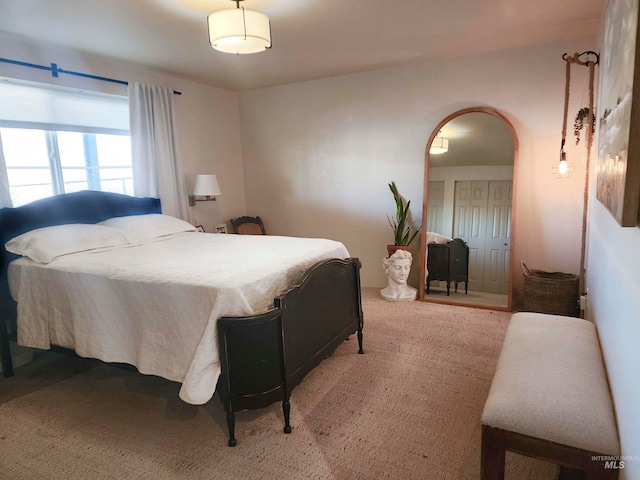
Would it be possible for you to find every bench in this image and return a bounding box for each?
[481,312,621,479]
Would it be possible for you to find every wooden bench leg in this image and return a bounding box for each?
[482,425,620,480]
[559,466,586,479]
[481,425,506,480]
[585,459,620,480]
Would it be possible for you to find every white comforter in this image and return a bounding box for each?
[8,232,349,405]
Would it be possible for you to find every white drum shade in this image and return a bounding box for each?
[208,8,271,54]
[430,135,449,155]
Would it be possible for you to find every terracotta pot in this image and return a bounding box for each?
[387,245,409,258]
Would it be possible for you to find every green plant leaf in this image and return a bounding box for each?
[387,181,421,246]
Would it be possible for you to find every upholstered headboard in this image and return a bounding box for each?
[0,190,161,301]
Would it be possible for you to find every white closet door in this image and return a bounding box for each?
[453,181,488,292]
[453,180,512,293]
[484,181,512,294]
[427,181,445,235]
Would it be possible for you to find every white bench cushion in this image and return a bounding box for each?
[481,312,620,455]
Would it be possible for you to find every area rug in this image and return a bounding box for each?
[0,288,558,479]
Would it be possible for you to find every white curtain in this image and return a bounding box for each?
[0,136,13,208]
[128,82,188,220]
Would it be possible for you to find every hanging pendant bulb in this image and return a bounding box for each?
[552,140,574,178]
[554,53,574,179]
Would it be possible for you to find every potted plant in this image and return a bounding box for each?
[574,107,595,145]
[387,181,420,257]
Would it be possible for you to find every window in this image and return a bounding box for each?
[0,78,132,207]
[1,128,133,206]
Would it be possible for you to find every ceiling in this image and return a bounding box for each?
[0,0,606,91]
[430,112,515,168]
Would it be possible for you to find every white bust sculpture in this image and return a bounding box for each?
[380,249,417,302]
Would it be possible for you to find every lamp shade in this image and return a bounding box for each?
[194,175,222,196]
[430,134,449,155]
[208,7,271,54]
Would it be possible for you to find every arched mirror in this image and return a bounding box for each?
[418,107,518,311]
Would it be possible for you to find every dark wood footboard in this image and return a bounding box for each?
[277,257,363,392]
[217,257,363,446]
[217,309,286,447]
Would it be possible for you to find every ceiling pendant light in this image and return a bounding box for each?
[208,0,271,55]
[430,130,449,155]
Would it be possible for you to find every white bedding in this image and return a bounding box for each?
[8,232,349,405]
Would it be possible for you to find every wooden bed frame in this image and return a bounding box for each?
[0,190,364,446]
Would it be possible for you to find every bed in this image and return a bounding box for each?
[0,190,363,446]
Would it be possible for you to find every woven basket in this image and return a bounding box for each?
[521,262,580,317]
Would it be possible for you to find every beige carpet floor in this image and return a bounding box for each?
[0,288,558,480]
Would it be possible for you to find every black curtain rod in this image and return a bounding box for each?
[0,57,182,95]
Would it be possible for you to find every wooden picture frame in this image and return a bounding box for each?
[596,0,640,227]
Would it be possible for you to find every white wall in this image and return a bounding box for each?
[239,37,596,301]
[0,32,246,233]
[587,201,640,479]
[585,19,640,476]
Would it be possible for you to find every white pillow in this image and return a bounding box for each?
[426,232,453,245]
[5,224,131,264]
[98,214,196,242]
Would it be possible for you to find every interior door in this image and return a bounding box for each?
[427,181,445,234]
[483,181,512,294]
[453,180,488,292]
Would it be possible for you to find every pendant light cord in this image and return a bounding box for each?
[579,59,596,295]
[561,56,572,154]
[561,51,599,299]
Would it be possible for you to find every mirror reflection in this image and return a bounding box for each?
[419,109,516,310]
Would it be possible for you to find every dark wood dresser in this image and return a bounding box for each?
[426,238,469,295]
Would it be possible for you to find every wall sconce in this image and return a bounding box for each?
[188,174,222,206]
[430,131,449,155]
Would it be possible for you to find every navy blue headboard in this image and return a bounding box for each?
[0,190,161,300]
